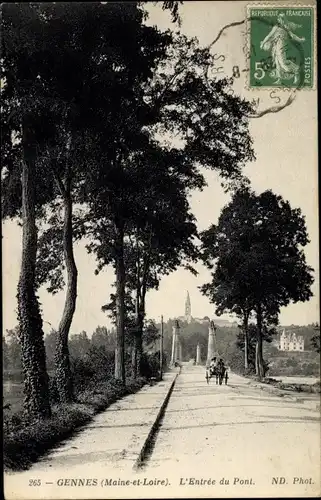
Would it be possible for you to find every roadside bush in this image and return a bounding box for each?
[70,346,115,393]
[3,408,27,434]
[86,345,115,379]
[269,358,320,377]
[226,351,255,376]
[4,403,94,471]
[125,377,146,394]
[70,356,96,392]
[140,353,153,379]
[286,357,298,368]
[141,351,165,379]
[4,345,161,472]
[4,376,146,472]
[76,378,127,410]
[303,362,320,376]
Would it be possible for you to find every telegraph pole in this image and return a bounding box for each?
[160,315,164,380]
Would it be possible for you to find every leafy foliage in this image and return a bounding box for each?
[236,323,276,374]
[201,188,314,314]
[200,188,315,378]
[311,324,320,354]
[2,1,256,396]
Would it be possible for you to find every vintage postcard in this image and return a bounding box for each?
[2,1,319,499]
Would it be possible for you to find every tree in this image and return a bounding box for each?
[311,324,320,354]
[156,0,183,24]
[3,2,255,393]
[2,2,177,397]
[1,3,53,416]
[33,1,167,400]
[1,3,89,414]
[84,26,255,381]
[200,188,314,380]
[89,162,200,379]
[91,326,115,352]
[115,171,199,377]
[101,285,137,361]
[236,323,276,374]
[68,332,91,360]
[31,2,176,387]
[201,222,255,371]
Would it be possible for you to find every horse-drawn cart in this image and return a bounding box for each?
[206,364,228,385]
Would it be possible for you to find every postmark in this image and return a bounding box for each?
[205,18,299,118]
[203,6,316,118]
[247,4,316,89]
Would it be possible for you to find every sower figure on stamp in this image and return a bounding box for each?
[260,13,305,85]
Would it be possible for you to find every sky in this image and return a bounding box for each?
[2,1,319,336]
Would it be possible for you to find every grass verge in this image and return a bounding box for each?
[263,377,321,394]
[240,372,320,394]
[3,377,146,472]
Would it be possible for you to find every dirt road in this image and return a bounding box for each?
[143,365,320,497]
[4,365,320,499]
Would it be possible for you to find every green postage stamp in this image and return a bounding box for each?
[248,5,316,89]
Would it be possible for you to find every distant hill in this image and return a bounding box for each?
[174,316,238,328]
[154,318,319,367]
[212,319,238,327]
[154,318,239,363]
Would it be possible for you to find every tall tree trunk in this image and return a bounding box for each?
[132,307,144,378]
[17,122,51,419]
[243,310,249,370]
[136,308,144,377]
[131,259,141,379]
[255,341,259,375]
[136,243,150,377]
[131,336,138,379]
[114,222,126,384]
[132,241,150,378]
[55,185,77,402]
[256,304,264,380]
[244,330,249,370]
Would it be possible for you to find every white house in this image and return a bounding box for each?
[278,330,304,351]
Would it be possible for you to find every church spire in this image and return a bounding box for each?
[185,291,192,323]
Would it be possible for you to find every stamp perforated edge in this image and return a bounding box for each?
[244,2,317,91]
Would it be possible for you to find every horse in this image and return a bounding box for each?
[216,363,226,385]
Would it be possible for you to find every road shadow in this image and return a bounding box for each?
[229,394,319,404]
[85,422,150,430]
[104,406,158,413]
[165,404,318,413]
[171,392,229,398]
[38,447,132,468]
[160,416,320,432]
[255,414,320,423]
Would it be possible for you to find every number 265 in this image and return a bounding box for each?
[29,479,41,486]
